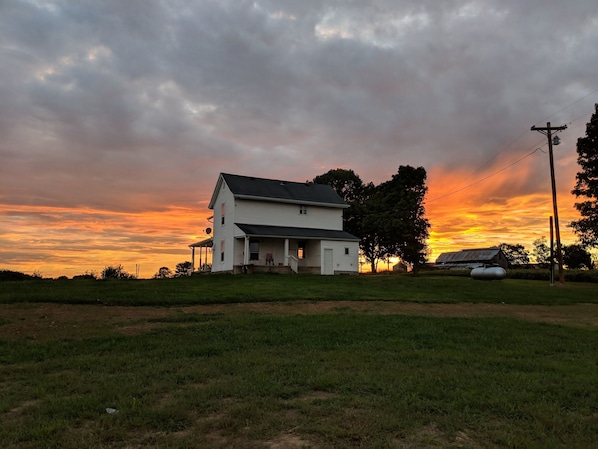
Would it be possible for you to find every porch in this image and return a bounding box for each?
[232,223,360,275]
[233,236,318,274]
[189,238,213,273]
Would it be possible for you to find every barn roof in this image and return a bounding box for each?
[435,248,504,264]
[208,173,348,209]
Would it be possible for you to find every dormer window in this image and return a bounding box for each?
[299,205,307,215]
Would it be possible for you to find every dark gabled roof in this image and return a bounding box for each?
[236,223,359,241]
[435,248,504,264]
[209,173,347,209]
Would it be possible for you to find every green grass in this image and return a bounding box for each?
[1,275,596,447]
[1,273,597,306]
[1,313,596,448]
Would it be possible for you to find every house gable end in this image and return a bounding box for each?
[208,174,226,210]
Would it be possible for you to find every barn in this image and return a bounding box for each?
[434,247,509,270]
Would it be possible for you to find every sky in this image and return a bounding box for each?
[1,0,597,278]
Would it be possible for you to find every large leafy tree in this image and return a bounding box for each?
[174,261,193,277]
[374,166,430,272]
[499,243,530,267]
[571,103,598,248]
[562,244,594,269]
[532,237,551,267]
[314,166,430,273]
[154,266,172,279]
[313,169,373,238]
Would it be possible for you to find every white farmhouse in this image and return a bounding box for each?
[206,173,359,275]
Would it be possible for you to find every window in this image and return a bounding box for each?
[299,205,307,215]
[249,240,260,261]
[345,247,350,255]
[220,240,225,262]
[220,203,225,225]
[298,241,306,259]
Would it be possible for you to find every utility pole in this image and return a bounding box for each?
[531,122,567,285]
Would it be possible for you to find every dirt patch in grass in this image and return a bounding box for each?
[394,423,484,449]
[0,301,595,341]
[266,432,315,449]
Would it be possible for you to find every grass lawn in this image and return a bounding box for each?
[1,274,596,448]
[2,273,598,306]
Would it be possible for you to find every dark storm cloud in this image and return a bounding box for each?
[1,0,597,211]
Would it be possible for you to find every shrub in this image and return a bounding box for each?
[0,270,38,281]
[73,273,97,280]
[101,265,136,280]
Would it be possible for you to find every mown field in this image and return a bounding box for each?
[1,274,596,448]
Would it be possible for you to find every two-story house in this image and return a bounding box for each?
[207,173,359,275]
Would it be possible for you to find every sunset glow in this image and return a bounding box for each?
[1,1,596,278]
[1,158,583,278]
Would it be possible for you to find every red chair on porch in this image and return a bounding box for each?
[265,253,274,265]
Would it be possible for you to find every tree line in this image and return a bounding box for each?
[499,241,594,269]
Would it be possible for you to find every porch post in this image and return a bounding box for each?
[244,236,250,266]
[191,246,196,271]
[284,239,289,266]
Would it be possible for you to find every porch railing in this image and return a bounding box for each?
[289,255,299,274]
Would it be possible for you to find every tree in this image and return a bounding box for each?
[175,261,193,277]
[314,166,430,273]
[532,237,551,267]
[313,168,373,238]
[498,243,530,267]
[374,166,430,273]
[101,265,135,280]
[562,244,594,269]
[154,267,172,279]
[571,103,598,248]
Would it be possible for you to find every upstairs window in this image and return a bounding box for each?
[299,205,307,215]
[221,203,225,225]
[220,240,225,262]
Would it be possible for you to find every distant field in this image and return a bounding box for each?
[1,274,596,448]
[1,272,597,306]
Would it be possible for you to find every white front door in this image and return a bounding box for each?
[323,248,334,275]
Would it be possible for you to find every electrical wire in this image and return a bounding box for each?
[426,88,597,204]
[426,145,546,203]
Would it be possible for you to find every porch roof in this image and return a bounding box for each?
[235,223,359,242]
[189,238,213,248]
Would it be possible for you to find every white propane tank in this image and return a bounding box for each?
[470,266,507,280]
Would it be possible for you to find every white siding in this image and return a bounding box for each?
[320,240,359,274]
[211,181,236,272]
[234,198,342,230]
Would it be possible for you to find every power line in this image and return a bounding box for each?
[446,89,598,193]
[426,90,597,204]
[534,87,598,127]
[426,144,545,203]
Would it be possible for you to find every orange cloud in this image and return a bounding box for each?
[0,203,214,278]
[426,157,580,263]
[1,155,584,278]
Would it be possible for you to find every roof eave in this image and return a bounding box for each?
[234,194,348,208]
